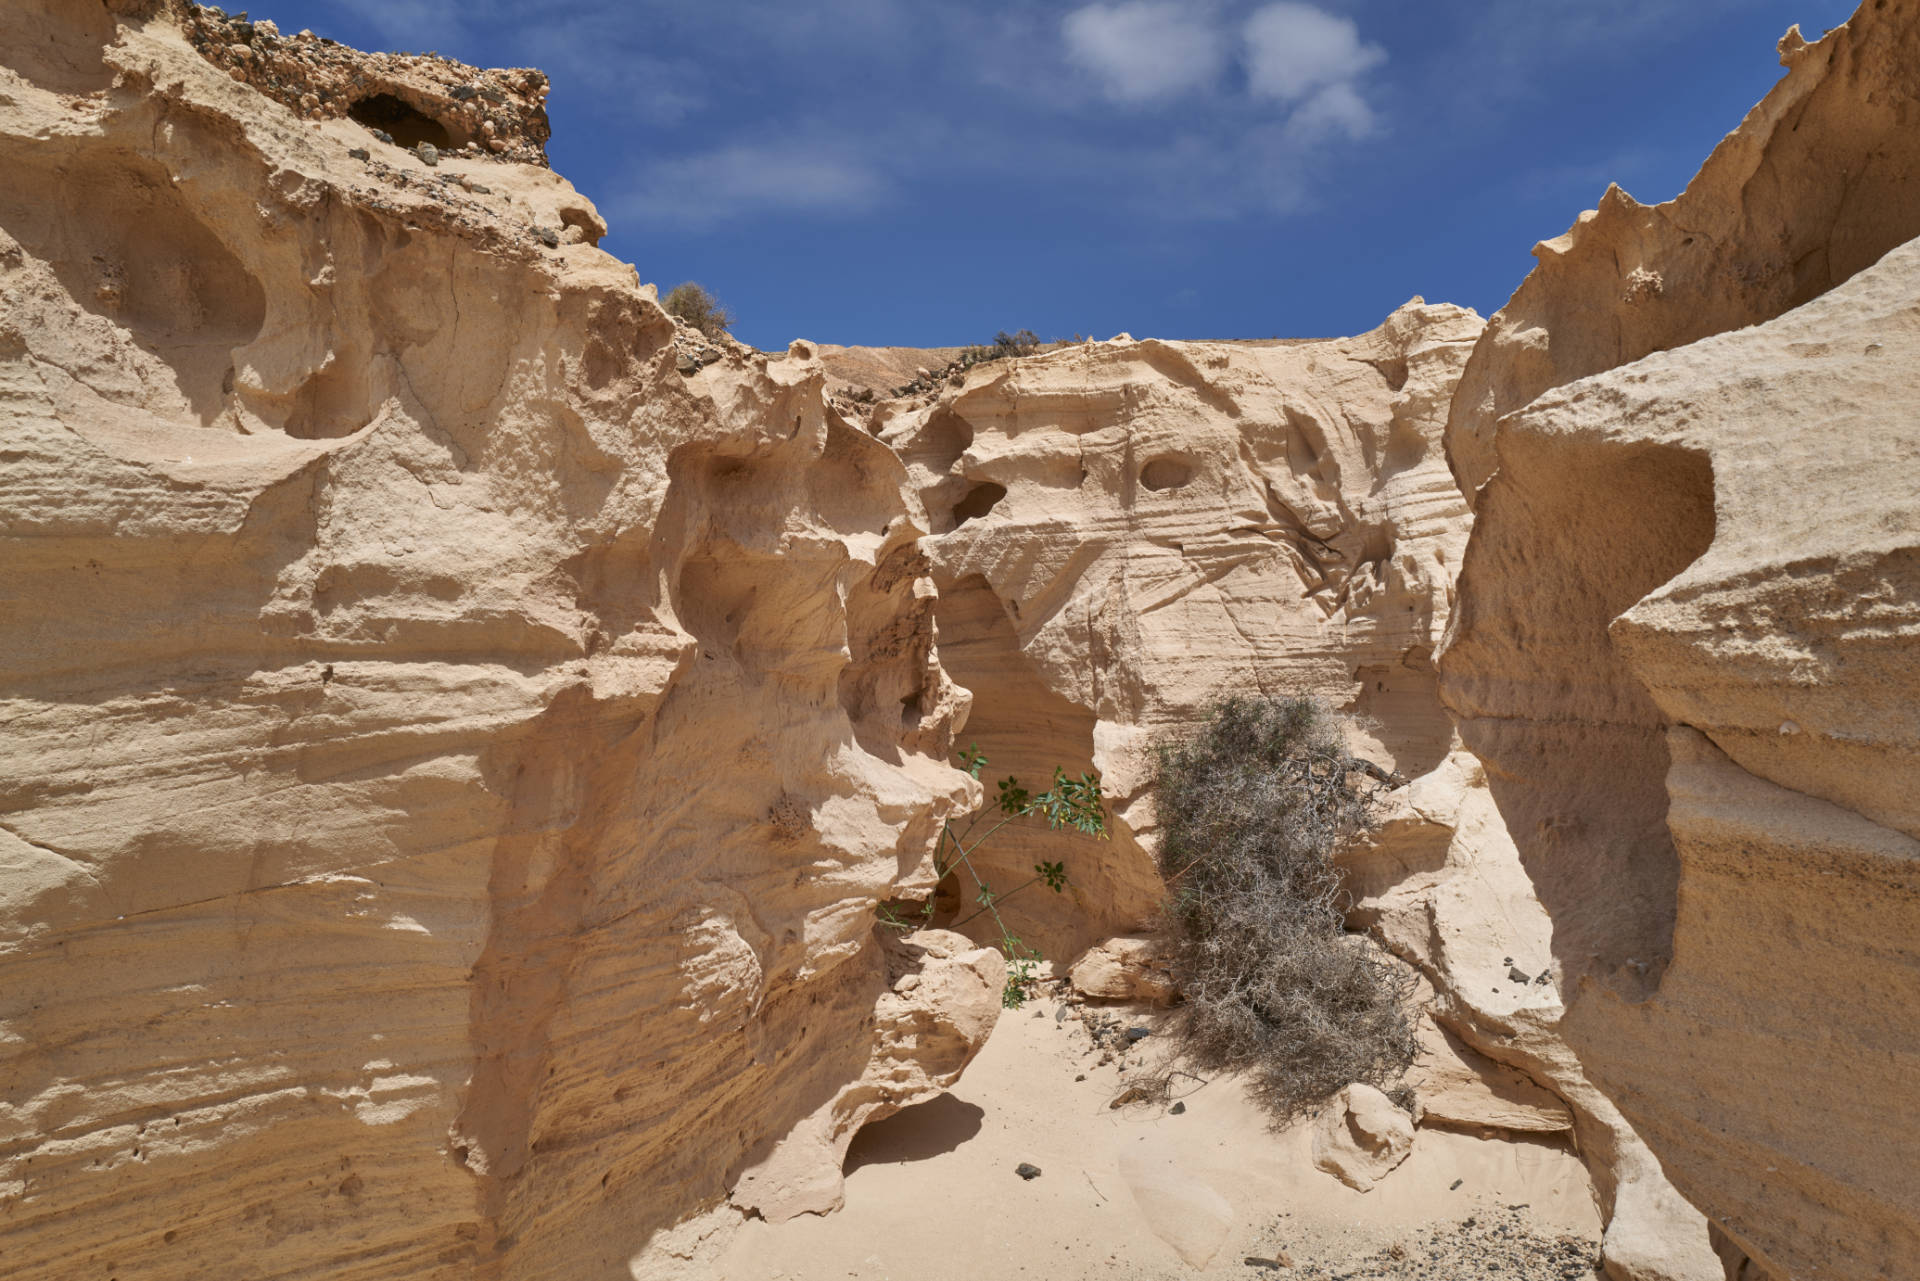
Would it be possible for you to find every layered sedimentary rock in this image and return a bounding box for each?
[0,4,993,1277]
[875,310,1721,1278]
[1438,3,1920,1276]
[881,308,1479,962]
[1447,0,1920,507]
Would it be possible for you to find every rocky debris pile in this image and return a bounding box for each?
[1258,1206,1602,1280]
[182,2,552,164]
[865,335,1084,409]
[330,147,593,253]
[670,328,736,376]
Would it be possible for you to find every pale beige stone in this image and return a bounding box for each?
[1406,1019,1572,1136]
[1437,7,1920,1275]
[1066,934,1175,1002]
[0,7,984,1279]
[1311,1083,1414,1193]
[729,929,1003,1221]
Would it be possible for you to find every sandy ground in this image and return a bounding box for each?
[706,993,1603,1280]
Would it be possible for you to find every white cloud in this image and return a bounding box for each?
[616,144,891,226]
[1062,2,1227,104]
[1242,3,1385,103]
[1285,82,1375,142]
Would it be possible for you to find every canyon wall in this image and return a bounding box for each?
[865,311,1721,1281]
[0,4,997,1277]
[877,311,1478,962]
[1438,3,1920,1277]
[7,1,1918,1279]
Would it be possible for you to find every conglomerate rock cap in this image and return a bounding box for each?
[179,0,553,165]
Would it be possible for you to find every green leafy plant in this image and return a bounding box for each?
[880,745,1107,1008]
[1154,695,1416,1121]
[662,280,733,338]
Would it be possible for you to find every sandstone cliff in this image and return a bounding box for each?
[0,3,998,1277]
[1438,2,1920,1277]
[9,1,1917,1279]
[880,309,1478,962]
[869,309,1720,1280]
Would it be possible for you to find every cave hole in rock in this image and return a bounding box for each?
[348,94,455,149]
[842,1093,985,1174]
[1368,356,1409,391]
[558,206,605,247]
[1139,456,1194,492]
[951,481,1007,526]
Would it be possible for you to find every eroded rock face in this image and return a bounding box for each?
[1441,234,1920,1281]
[181,2,555,165]
[873,307,1720,1279]
[881,305,1482,963]
[0,6,985,1278]
[1446,0,1920,507]
[1437,3,1920,1274]
[1311,1083,1414,1193]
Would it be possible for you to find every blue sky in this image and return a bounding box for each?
[252,0,1860,349]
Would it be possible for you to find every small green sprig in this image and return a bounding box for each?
[877,745,1110,1007]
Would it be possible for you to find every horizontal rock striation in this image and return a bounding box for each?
[874,309,1722,1278]
[1446,0,1920,507]
[881,307,1480,962]
[1438,2,1920,1275]
[0,5,989,1278]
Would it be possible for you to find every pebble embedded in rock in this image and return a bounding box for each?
[1125,1026,1150,1042]
[414,142,439,166]
[347,147,368,161]
[1170,1101,1186,1115]
[1508,966,1531,984]
[535,226,560,248]
[1015,1162,1042,1181]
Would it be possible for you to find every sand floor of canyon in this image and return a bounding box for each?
[710,995,1604,1280]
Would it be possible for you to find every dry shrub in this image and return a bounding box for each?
[1155,695,1418,1121]
[662,281,733,338]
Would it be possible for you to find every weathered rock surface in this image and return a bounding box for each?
[873,307,1718,1278]
[1404,1019,1572,1137]
[1310,1083,1414,1193]
[1441,232,1920,1281]
[1437,4,1920,1276]
[1447,0,1920,506]
[0,5,988,1278]
[728,928,1003,1222]
[1351,751,1721,1281]
[883,303,1482,963]
[1066,933,1175,1003]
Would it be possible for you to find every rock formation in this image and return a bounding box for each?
[878,308,1480,963]
[1446,0,1920,507]
[0,3,992,1277]
[7,1,1916,1279]
[1438,2,1920,1277]
[1311,1083,1415,1194]
[866,310,1721,1278]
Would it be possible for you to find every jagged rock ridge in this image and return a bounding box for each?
[1438,2,1920,1276]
